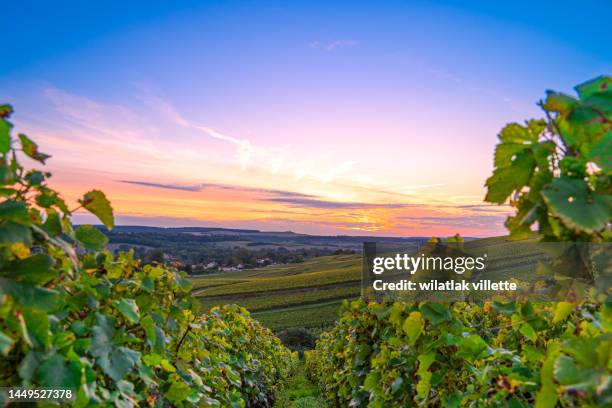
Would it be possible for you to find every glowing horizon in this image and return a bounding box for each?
[2,1,610,237]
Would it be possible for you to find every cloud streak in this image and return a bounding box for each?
[138,88,357,182]
[118,178,414,211]
[264,197,409,209]
[309,39,359,51]
[119,180,204,192]
[118,179,317,199]
[138,90,254,169]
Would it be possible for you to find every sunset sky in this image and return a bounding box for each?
[2,1,611,236]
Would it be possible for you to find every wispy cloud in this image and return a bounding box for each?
[36,86,359,187]
[137,87,356,182]
[309,39,359,51]
[264,196,409,209]
[118,179,317,199]
[118,178,417,211]
[119,180,204,192]
[138,90,254,169]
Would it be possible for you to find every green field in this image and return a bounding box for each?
[252,301,345,332]
[198,285,360,312]
[193,236,554,332]
[194,254,361,331]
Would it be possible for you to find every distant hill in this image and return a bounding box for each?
[89,224,446,251]
[90,224,481,276]
[99,225,262,234]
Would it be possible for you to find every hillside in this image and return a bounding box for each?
[193,235,552,332]
[194,254,362,332]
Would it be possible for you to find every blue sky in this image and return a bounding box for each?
[1,1,610,236]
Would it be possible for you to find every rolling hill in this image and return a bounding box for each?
[193,235,563,332]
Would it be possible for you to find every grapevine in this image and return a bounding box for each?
[306,76,612,407]
[0,104,296,407]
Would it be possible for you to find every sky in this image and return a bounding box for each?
[1,0,610,237]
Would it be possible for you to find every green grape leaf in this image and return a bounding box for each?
[0,118,12,154]
[417,352,436,371]
[138,365,158,388]
[494,142,529,167]
[25,170,45,186]
[114,298,140,324]
[140,316,158,346]
[173,274,192,292]
[416,371,432,399]
[160,359,175,372]
[0,330,14,355]
[519,323,537,342]
[142,353,163,367]
[37,354,82,389]
[561,338,599,367]
[363,371,380,391]
[582,91,612,118]
[91,313,140,381]
[0,278,60,311]
[544,91,578,114]
[91,313,114,357]
[575,75,612,99]
[75,225,108,251]
[552,302,575,324]
[492,302,516,315]
[498,121,543,144]
[18,351,41,383]
[0,221,32,245]
[141,276,155,292]
[402,311,423,345]
[166,380,193,403]
[505,201,538,239]
[535,343,561,408]
[53,332,76,349]
[3,254,55,284]
[79,190,114,230]
[0,200,31,225]
[18,133,51,164]
[541,178,612,233]
[420,303,451,325]
[100,347,141,382]
[391,377,403,394]
[491,120,544,172]
[588,131,611,171]
[0,104,13,118]
[416,352,436,398]
[485,151,535,204]
[457,335,488,362]
[23,308,51,349]
[534,385,557,408]
[61,216,74,237]
[445,394,463,408]
[42,209,63,236]
[523,345,545,363]
[553,355,580,386]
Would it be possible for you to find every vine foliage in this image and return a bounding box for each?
[484,75,611,241]
[306,76,612,407]
[0,105,296,407]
